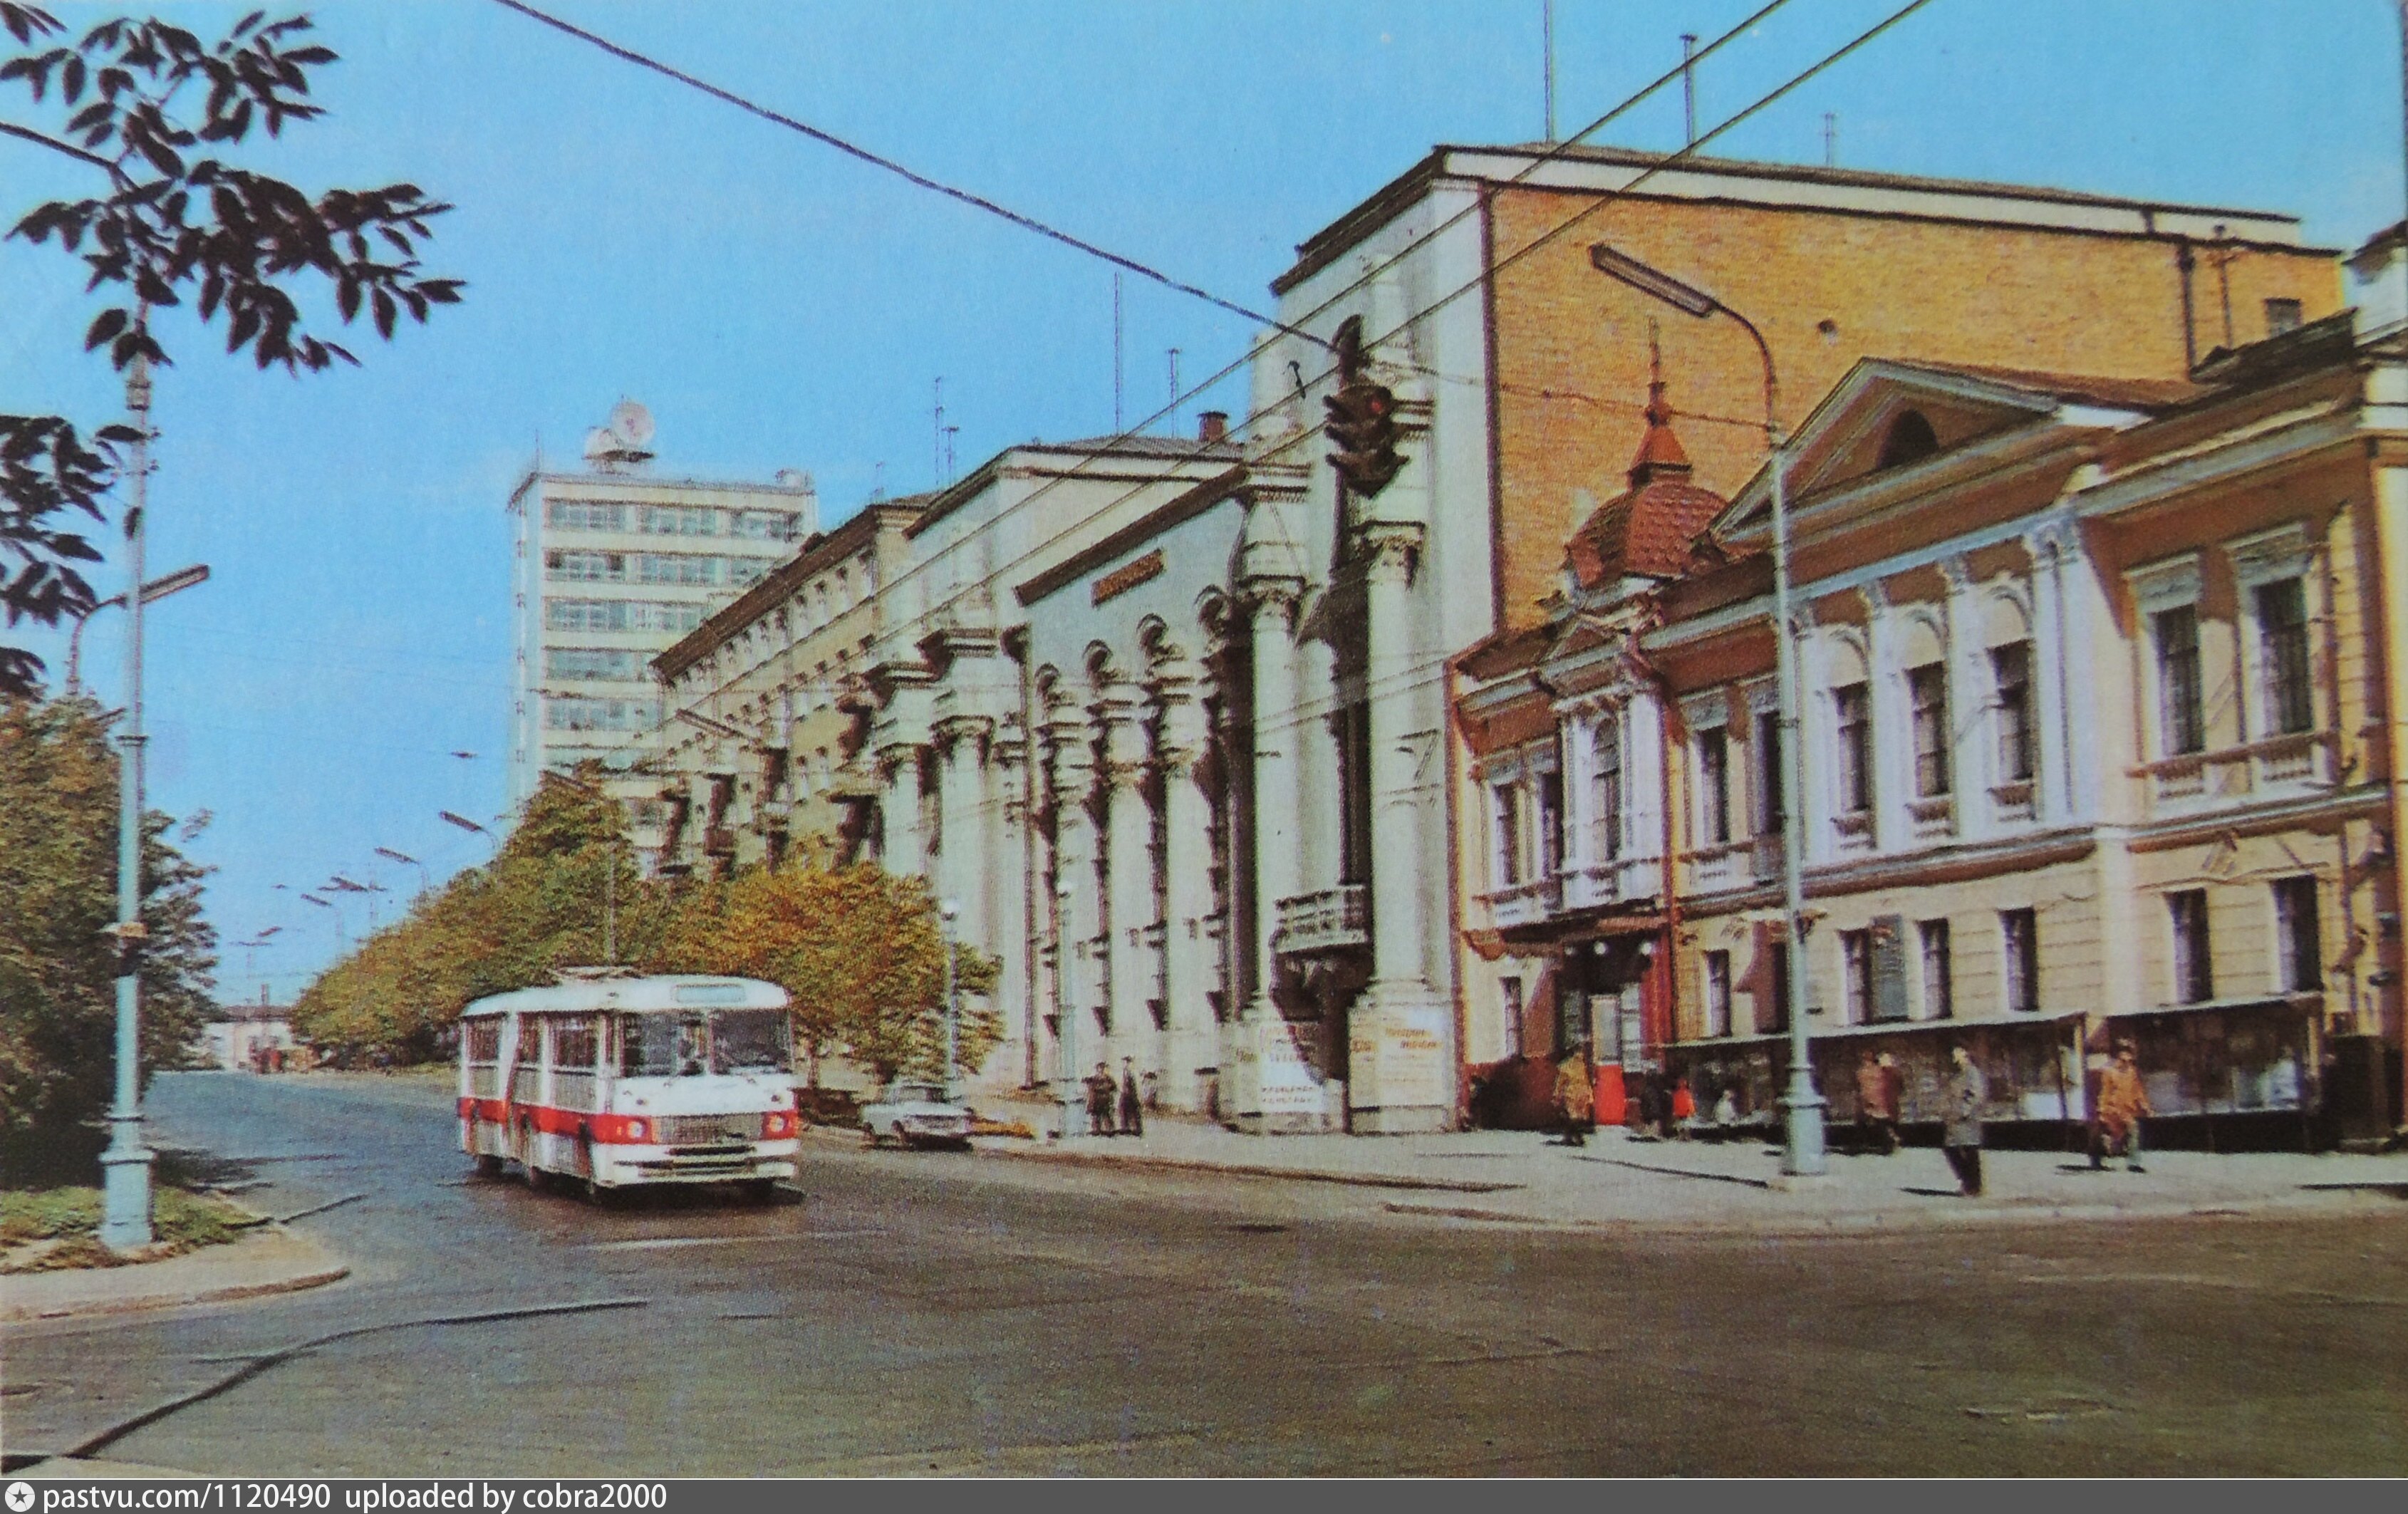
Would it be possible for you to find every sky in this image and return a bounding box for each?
[4,0,2404,1006]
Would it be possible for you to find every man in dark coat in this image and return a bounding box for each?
[1118,1057,1144,1138]
[1085,1061,1116,1136]
[1942,1043,1988,1196]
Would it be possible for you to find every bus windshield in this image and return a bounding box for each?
[621,1013,710,1078]
[712,1009,792,1074]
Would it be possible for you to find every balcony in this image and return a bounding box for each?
[2134,731,2333,816]
[1988,779,2035,825]
[1750,834,1785,882]
[1272,885,1369,956]
[1906,795,1956,842]
[1477,875,1562,930]
[1567,854,1656,911]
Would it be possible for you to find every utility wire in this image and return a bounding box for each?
[485,0,1320,345]
[859,0,1941,725]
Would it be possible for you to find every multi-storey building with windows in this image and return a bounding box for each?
[507,435,818,856]
[1461,308,2405,1145]
[652,495,929,876]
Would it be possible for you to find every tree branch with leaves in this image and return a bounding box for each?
[0,4,462,694]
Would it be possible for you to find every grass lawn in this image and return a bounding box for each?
[0,1185,252,1272]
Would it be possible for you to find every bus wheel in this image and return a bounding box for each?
[526,1165,551,1194]
[474,1154,505,1179]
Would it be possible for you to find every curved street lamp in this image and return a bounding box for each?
[1589,242,1827,1178]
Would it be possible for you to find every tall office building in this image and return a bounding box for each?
[507,403,819,849]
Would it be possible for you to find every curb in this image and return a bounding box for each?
[966,1141,1524,1194]
[1,1230,351,1326]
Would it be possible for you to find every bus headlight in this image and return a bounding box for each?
[761,1110,796,1139]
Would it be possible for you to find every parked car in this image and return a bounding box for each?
[860,1082,974,1150]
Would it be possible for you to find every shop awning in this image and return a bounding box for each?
[1668,1007,2087,1054]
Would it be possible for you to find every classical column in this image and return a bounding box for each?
[878,742,928,877]
[1155,661,1215,1110]
[1242,579,1304,1020]
[1349,522,1450,1134]
[1941,556,1990,844]
[1791,605,1829,866]
[1044,702,1099,1132]
[2025,529,2067,828]
[992,726,1032,1089]
[1097,684,1153,1079]
[933,716,993,948]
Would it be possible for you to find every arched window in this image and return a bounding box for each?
[1592,712,1624,862]
[1876,409,1939,471]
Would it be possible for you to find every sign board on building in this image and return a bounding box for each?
[1091,549,1166,606]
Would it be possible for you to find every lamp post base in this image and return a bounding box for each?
[1779,1077,1828,1178]
[99,1117,155,1251]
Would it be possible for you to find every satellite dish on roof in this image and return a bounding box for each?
[608,400,655,450]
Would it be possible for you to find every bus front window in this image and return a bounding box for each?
[619,1015,688,1078]
[712,1010,791,1074]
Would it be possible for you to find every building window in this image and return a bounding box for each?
[2256,578,2314,737]
[1840,928,1874,1025]
[2168,890,2212,1005]
[2264,297,2303,337]
[1492,783,1525,887]
[545,549,626,583]
[1755,708,1785,836]
[1919,918,1953,1020]
[1703,951,1733,1038]
[2272,876,2320,994]
[1537,770,1564,878]
[2001,908,2040,1013]
[1697,727,1731,844]
[1991,642,2034,783]
[1834,683,1873,814]
[544,647,643,682]
[2154,605,2205,755]
[1592,715,1624,862]
[1908,663,1951,797]
[1500,976,1525,1059]
[545,499,627,532]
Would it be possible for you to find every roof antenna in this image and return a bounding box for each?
[1681,34,1698,148]
[1543,0,1557,145]
[1824,113,1838,168]
[933,377,946,486]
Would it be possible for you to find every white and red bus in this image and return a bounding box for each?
[457,970,801,1201]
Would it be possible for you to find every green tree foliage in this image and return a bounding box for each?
[0,4,462,694]
[294,769,993,1084]
[0,693,214,1168]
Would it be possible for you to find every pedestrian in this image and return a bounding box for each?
[1085,1061,1116,1136]
[1856,1049,1901,1156]
[1711,1082,1740,1134]
[1119,1057,1144,1138]
[2090,1042,2151,1173]
[1942,1042,1987,1196]
[1879,1053,1905,1153]
[1669,1077,1696,1138]
[1552,1054,1594,1147]
[1141,1069,1160,1112]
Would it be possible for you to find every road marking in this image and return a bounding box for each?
[578,1231,883,1250]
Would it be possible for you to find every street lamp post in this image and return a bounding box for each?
[99,355,157,1250]
[1589,243,1827,1177]
[938,898,961,1101]
[375,847,431,901]
[64,562,209,696]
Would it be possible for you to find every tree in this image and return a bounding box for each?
[0,4,462,694]
[0,692,214,1173]
[658,863,1002,1087]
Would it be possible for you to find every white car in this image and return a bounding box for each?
[860,1082,974,1149]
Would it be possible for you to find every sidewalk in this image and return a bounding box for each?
[1,1225,349,1324]
[955,1101,2408,1232]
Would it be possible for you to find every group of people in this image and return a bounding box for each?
[1928,1039,2153,1197]
[1082,1058,1151,1137]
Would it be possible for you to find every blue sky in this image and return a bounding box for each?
[4,0,2402,1004]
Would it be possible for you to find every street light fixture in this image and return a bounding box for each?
[65,562,209,695]
[375,847,430,900]
[1588,241,1827,1178]
[938,898,961,1102]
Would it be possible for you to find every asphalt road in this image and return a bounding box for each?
[6,1072,2406,1476]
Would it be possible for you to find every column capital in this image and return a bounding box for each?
[1356,519,1424,586]
[933,713,995,756]
[1937,554,1976,592]
[1240,574,1304,622]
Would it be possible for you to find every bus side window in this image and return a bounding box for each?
[516,1017,541,1064]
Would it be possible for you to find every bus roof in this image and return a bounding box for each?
[460,974,788,1018]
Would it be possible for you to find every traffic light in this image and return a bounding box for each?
[1325,376,1403,498]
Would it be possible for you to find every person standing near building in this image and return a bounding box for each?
[1552,1054,1594,1147]
[1118,1057,1144,1138]
[1854,1051,1900,1156]
[1086,1061,1117,1136]
[1942,1043,1988,1196]
[2091,1042,2152,1172]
